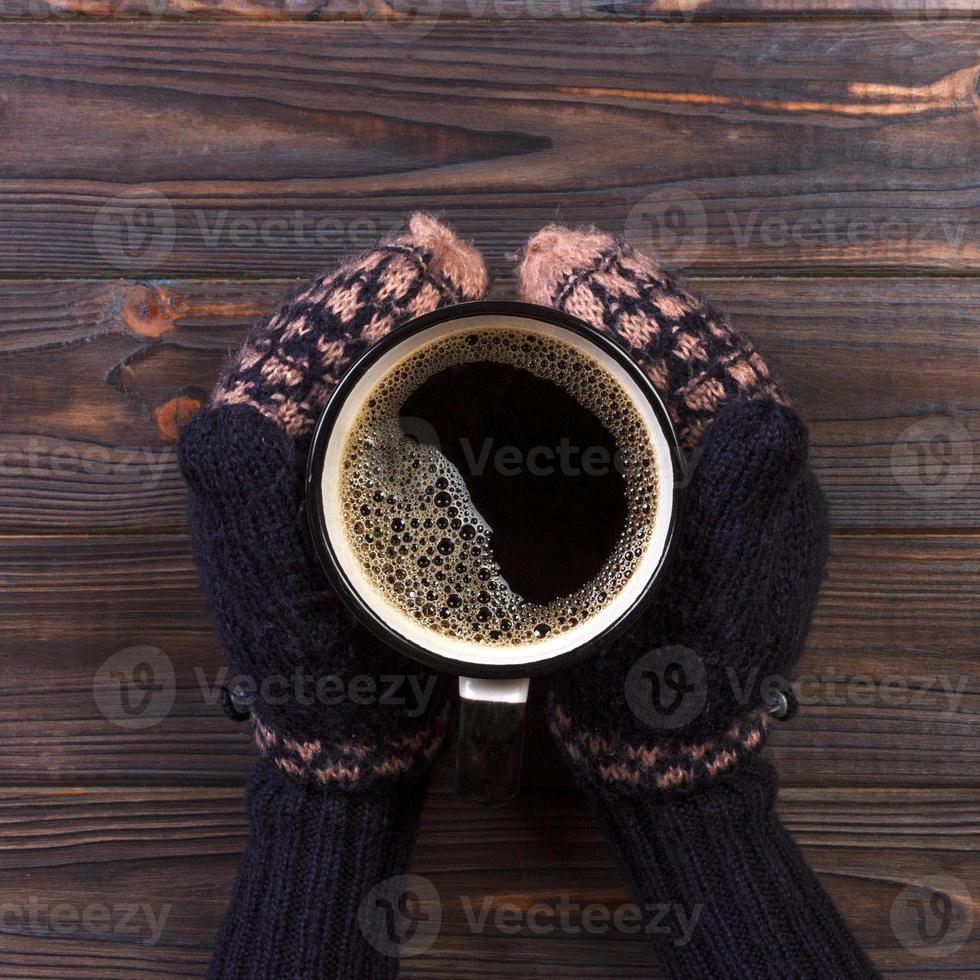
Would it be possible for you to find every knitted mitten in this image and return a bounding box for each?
[179,214,488,980]
[518,228,880,980]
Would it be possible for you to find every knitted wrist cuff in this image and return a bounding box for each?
[550,700,770,796]
[251,700,451,790]
[208,762,429,980]
[586,755,880,980]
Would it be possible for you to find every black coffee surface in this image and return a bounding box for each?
[400,361,627,604]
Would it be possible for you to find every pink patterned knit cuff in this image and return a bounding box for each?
[252,700,452,789]
[214,213,488,439]
[550,699,770,795]
[518,225,787,449]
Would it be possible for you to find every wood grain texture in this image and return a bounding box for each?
[0,784,975,976]
[0,22,977,276]
[1,6,977,977]
[2,276,977,532]
[4,0,978,19]
[0,0,975,20]
[0,531,976,784]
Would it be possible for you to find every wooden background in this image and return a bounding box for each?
[0,2,978,977]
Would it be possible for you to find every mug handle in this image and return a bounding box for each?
[456,677,530,806]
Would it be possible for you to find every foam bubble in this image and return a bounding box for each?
[339,328,659,646]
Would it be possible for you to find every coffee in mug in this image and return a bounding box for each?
[307,302,683,803]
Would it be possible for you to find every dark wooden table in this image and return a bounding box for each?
[1,3,978,977]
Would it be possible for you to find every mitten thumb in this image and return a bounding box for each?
[666,396,828,709]
[686,396,809,530]
[178,402,303,506]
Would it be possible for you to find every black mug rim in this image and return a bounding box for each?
[305,300,686,680]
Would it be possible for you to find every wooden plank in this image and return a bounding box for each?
[726,277,980,531]
[0,532,976,784]
[0,23,977,276]
[1,276,977,532]
[3,0,978,20]
[0,784,975,976]
[0,279,282,533]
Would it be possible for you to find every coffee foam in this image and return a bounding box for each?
[337,327,659,648]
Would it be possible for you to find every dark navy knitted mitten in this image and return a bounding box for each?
[179,214,488,979]
[519,227,881,980]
